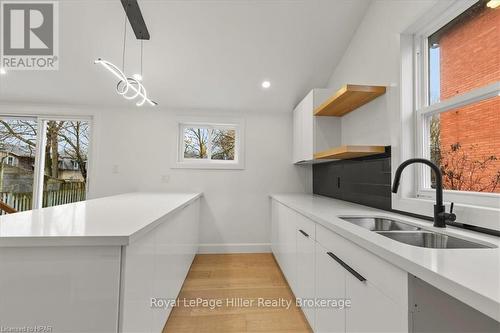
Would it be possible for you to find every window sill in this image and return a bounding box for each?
[417,188,499,208]
[392,195,500,232]
[172,161,244,170]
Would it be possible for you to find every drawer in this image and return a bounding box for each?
[294,210,316,240]
[316,224,407,305]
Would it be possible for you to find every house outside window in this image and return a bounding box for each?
[424,0,500,194]
[412,0,499,204]
[397,0,499,230]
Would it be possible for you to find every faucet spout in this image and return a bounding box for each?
[392,158,454,228]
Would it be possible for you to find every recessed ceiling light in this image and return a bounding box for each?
[262,81,271,89]
[0,67,6,75]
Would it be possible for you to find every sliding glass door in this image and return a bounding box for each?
[0,117,38,213]
[0,116,91,214]
[41,120,90,208]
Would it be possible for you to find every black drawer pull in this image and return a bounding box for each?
[299,229,309,238]
[327,252,366,282]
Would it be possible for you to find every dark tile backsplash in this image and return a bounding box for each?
[313,147,392,210]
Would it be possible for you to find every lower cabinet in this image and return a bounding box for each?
[346,273,407,332]
[271,200,281,260]
[273,200,298,291]
[295,214,316,329]
[315,244,346,333]
[271,200,316,329]
[271,198,408,333]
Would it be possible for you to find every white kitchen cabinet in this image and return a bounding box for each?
[315,243,346,333]
[295,213,316,329]
[272,200,315,329]
[316,224,408,333]
[271,198,409,333]
[292,89,341,164]
[271,199,280,260]
[273,201,298,290]
[346,274,407,333]
[120,198,201,333]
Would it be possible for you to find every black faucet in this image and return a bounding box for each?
[392,158,456,228]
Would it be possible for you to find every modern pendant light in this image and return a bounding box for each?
[95,0,157,106]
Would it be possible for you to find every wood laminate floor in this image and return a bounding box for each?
[163,253,312,333]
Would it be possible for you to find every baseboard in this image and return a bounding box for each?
[198,243,271,254]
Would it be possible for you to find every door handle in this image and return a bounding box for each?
[298,229,309,238]
[327,252,366,282]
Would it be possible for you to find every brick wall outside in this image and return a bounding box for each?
[438,5,500,192]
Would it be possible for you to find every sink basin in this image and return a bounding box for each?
[339,217,420,231]
[376,231,495,249]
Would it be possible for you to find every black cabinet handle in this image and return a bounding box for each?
[327,252,366,282]
[299,229,309,238]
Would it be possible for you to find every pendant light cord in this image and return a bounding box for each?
[122,1,144,79]
[140,40,143,77]
[122,1,129,73]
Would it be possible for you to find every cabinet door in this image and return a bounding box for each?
[292,103,303,163]
[300,93,314,162]
[275,202,297,290]
[346,275,407,333]
[296,224,316,329]
[292,91,314,163]
[271,199,280,260]
[275,202,288,272]
[315,244,346,333]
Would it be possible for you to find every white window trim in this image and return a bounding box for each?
[172,116,245,170]
[394,0,500,231]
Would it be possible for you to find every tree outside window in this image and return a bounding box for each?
[0,118,90,213]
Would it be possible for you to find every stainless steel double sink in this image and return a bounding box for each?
[339,217,495,249]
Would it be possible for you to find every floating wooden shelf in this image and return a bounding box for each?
[314,84,386,117]
[314,145,386,160]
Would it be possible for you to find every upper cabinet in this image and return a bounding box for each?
[292,89,341,164]
[292,85,386,164]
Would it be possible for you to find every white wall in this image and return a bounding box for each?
[95,108,310,252]
[326,0,438,146]
[0,104,309,252]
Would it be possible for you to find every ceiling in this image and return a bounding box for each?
[0,0,370,112]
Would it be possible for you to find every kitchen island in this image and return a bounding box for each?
[0,192,202,333]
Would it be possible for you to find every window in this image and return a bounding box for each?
[41,120,90,208]
[4,156,17,166]
[0,116,91,213]
[416,0,500,200]
[175,118,244,169]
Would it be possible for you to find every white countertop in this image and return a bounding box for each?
[0,192,202,247]
[271,193,500,322]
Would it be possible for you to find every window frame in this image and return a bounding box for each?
[0,114,93,210]
[413,0,500,207]
[395,0,500,231]
[173,116,245,170]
